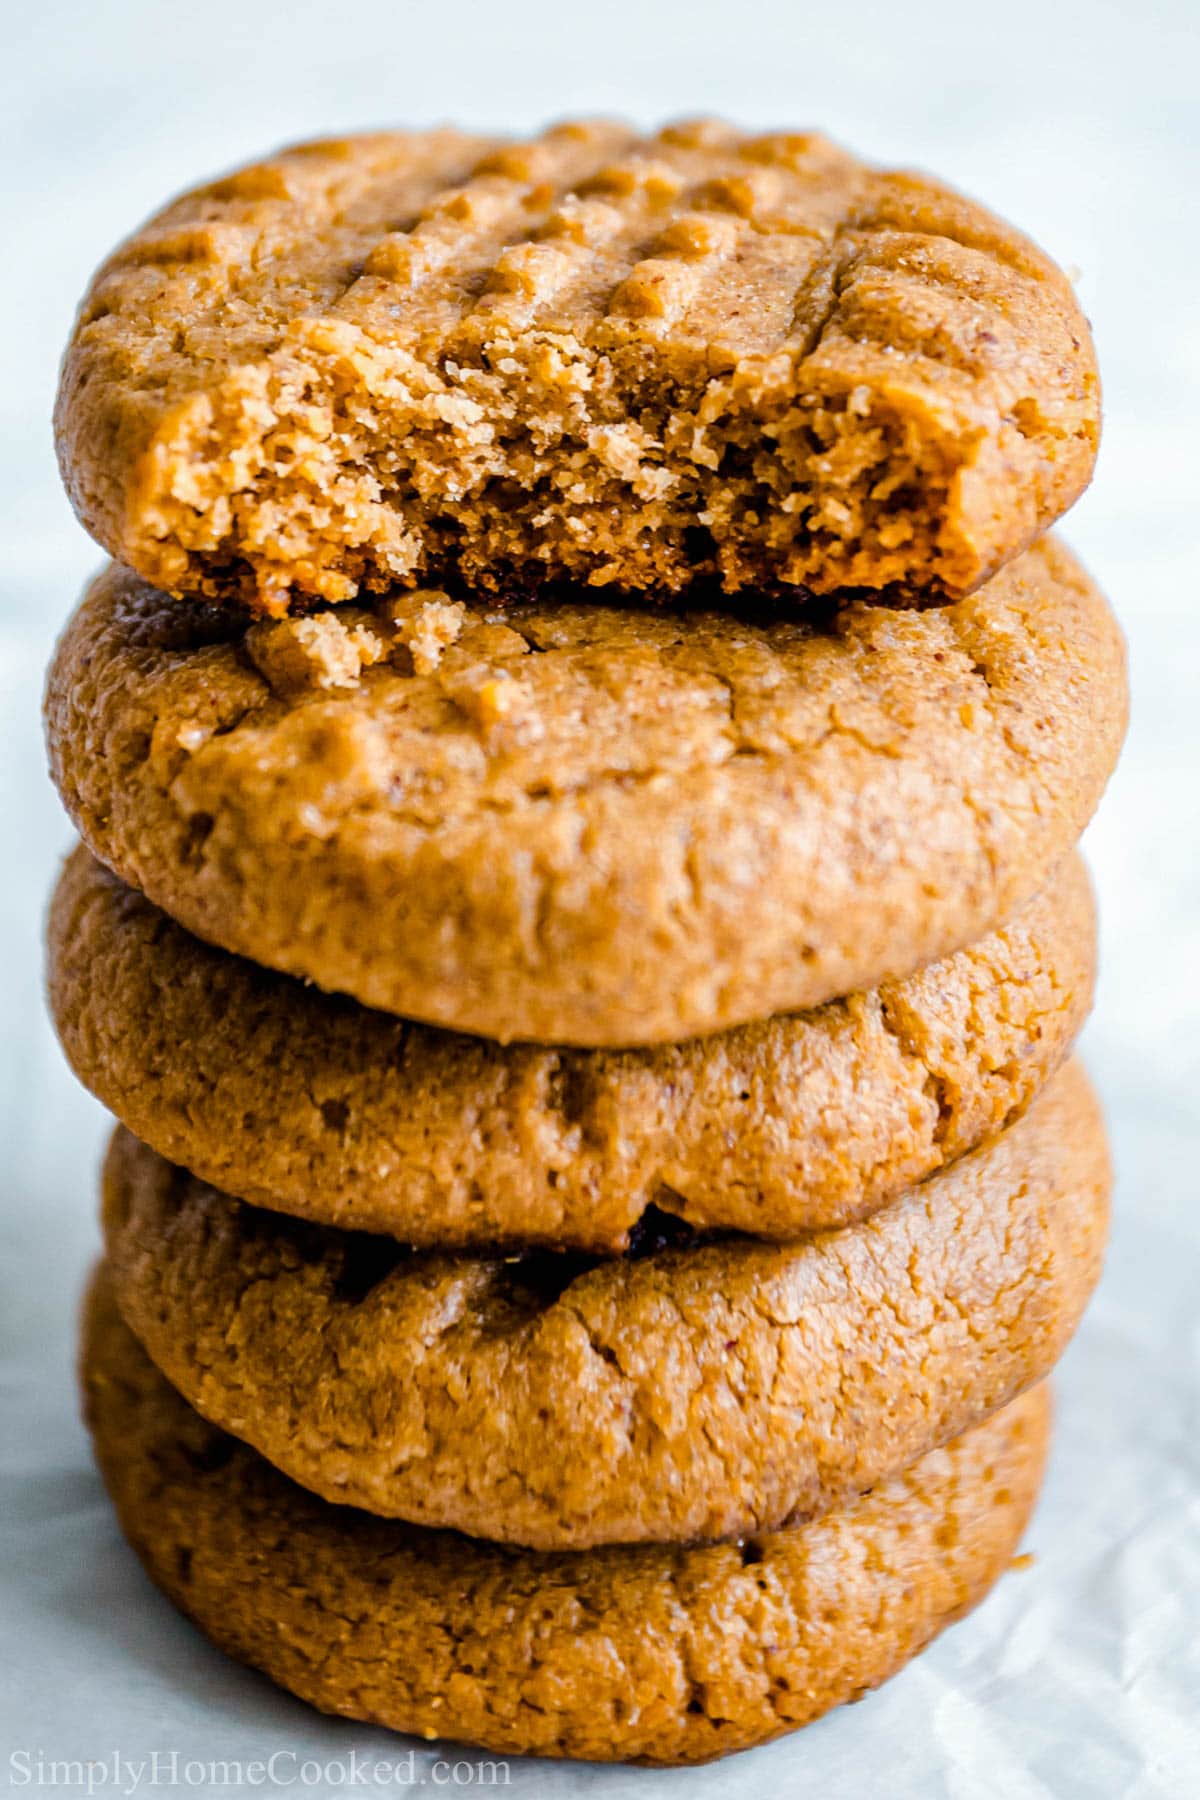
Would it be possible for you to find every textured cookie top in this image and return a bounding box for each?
[45,542,1126,1046]
[102,1064,1106,1549]
[56,120,1098,610]
[51,846,1095,1249]
[83,1272,1050,1766]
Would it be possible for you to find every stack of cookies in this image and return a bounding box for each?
[45,122,1126,1766]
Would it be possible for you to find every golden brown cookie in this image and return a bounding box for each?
[55,121,1097,611]
[45,543,1126,1047]
[82,1270,1051,1766]
[51,844,1096,1249]
[101,1063,1106,1550]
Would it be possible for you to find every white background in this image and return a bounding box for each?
[1,1,1198,1794]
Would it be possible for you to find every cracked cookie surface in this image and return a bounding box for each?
[55,121,1098,610]
[45,541,1126,1045]
[82,1272,1051,1766]
[51,845,1095,1248]
[100,1064,1105,1550]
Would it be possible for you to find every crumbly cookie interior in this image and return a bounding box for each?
[70,121,1096,610]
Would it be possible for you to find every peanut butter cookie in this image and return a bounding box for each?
[101,1064,1106,1550]
[51,844,1095,1248]
[82,1271,1051,1766]
[45,543,1126,1046]
[56,122,1097,611]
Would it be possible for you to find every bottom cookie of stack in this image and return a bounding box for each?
[83,1268,1050,1768]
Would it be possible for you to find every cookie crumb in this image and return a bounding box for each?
[1009,1551,1035,1571]
[447,665,543,744]
[383,591,465,675]
[246,613,385,693]
[173,721,209,754]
